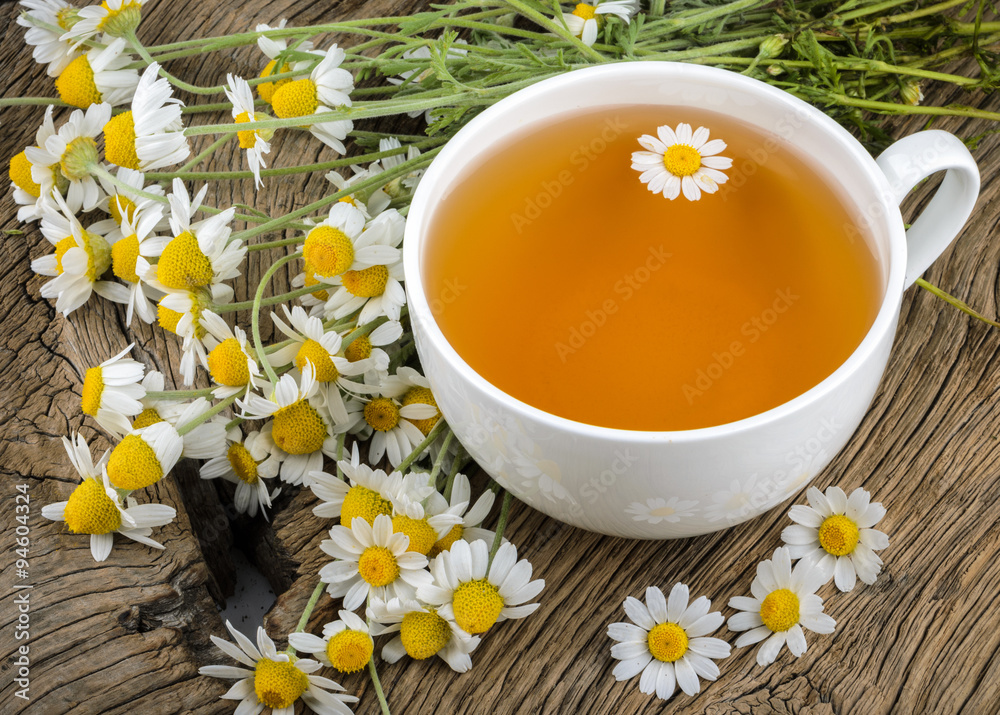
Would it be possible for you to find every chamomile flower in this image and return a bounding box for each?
[319,514,433,610]
[727,546,836,667]
[41,434,176,561]
[781,486,889,592]
[105,421,183,491]
[238,364,339,486]
[64,0,145,46]
[375,137,425,199]
[156,287,215,385]
[368,597,480,672]
[110,199,168,325]
[308,444,394,523]
[172,397,228,459]
[25,101,109,210]
[322,209,406,325]
[632,123,733,201]
[302,202,399,280]
[132,370,186,427]
[225,74,272,188]
[54,37,138,109]
[384,473,464,556]
[200,620,358,715]
[377,366,441,436]
[287,611,374,674]
[562,0,639,47]
[608,583,730,701]
[17,0,82,77]
[96,167,170,241]
[419,539,544,635]
[201,427,281,517]
[104,62,190,171]
[341,320,401,382]
[346,386,438,468]
[324,137,422,217]
[428,473,496,557]
[78,342,146,437]
[270,46,354,153]
[9,107,61,222]
[200,310,263,399]
[254,19,315,104]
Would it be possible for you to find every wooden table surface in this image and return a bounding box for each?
[4,1,1000,713]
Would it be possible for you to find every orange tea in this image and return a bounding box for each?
[423,105,882,431]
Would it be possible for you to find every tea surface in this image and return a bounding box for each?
[424,105,882,430]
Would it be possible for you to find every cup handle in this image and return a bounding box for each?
[875,130,980,288]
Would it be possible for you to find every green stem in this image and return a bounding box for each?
[145,387,217,399]
[429,430,454,485]
[127,30,222,95]
[176,133,234,174]
[502,0,606,63]
[443,446,465,500]
[175,394,238,437]
[0,97,72,108]
[394,420,447,473]
[336,433,346,480]
[286,581,327,656]
[252,253,301,383]
[214,282,334,313]
[487,490,514,569]
[915,278,1000,328]
[368,649,392,715]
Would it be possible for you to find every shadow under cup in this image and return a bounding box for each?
[404,62,906,540]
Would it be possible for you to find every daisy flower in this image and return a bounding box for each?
[237,364,338,486]
[200,310,263,399]
[54,36,138,109]
[341,320,401,382]
[319,514,433,610]
[42,433,176,561]
[64,0,145,46]
[418,539,544,635]
[428,472,496,557]
[322,209,406,325]
[625,496,699,525]
[8,107,61,222]
[301,201,396,280]
[201,427,281,518]
[172,397,229,459]
[375,137,425,199]
[287,611,373,675]
[781,486,889,592]
[224,74,272,189]
[105,421,184,491]
[103,62,190,172]
[200,620,358,715]
[383,472,465,556]
[562,0,639,47]
[270,46,355,153]
[96,166,170,241]
[155,287,215,385]
[727,546,836,667]
[254,19,315,105]
[109,199,168,325]
[340,381,438,468]
[308,443,393,523]
[25,101,109,211]
[368,597,480,672]
[631,123,733,201]
[608,583,730,701]
[17,0,82,77]
[377,366,442,436]
[78,342,146,437]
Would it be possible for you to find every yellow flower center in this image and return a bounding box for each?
[760,588,800,633]
[818,514,860,557]
[54,231,111,280]
[60,136,98,181]
[647,622,688,662]
[325,629,373,673]
[108,192,138,226]
[257,60,292,105]
[400,610,452,660]
[81,366,104,416]
[340,484,393,526]
[663,144,702,177]
[104,111,140,171]
[303,226,355,278]
[107,434,164,490]
[357,545,399,587]
[253,658,309,710]
[156,294,208,340]
[295,339,339,382]
[572,2,597,20]
[341,265,389,298]
[271,398,327,455]
[56,55,102,109]
[207,337,251,387]
[234,111,258,150]
[9,151,40,197]
[156,231,214,289]
[429,524,463,557]
[391,514,438,555]
[271,78,319,119]
[132,407,164,429]
[57,6,80,30]
[63,478,122,535]
[111,233,141,283]
[452,579,505,634]
[344,335,372,362]
[364,397,400,432]
[97,0,142,36]
[303,266,329,301]
[401,386,439,436]
[227,442,260,484]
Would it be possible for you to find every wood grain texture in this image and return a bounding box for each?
[3,1,1000,714]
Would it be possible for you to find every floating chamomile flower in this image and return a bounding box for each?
[77,342,146,437]
[270,46,354,153]
[200,620,358,715]
[368,597,480,672]
[428,472,496,557]
[17,0,82,77]
[200,310,263,399]
[608,583,730,701]
[8,106,61,222]
[320,514,433,611]
[64,0,145,47]
[287,610,374,675]
[54,37,138,109]
[224,74,272,189]
[105,421,183,491]
[308,443,393,523]
[419,539,544,635]
[727,546,836,667]
[632,122,733,201]
[201,427,281,518]
[781,485,889,592]
[41,433,176,561]
[110,199,168,325]
[562,0,639,47]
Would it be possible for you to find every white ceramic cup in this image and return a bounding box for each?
[403,62,980,539]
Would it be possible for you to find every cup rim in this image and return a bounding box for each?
[403,61,907,443]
